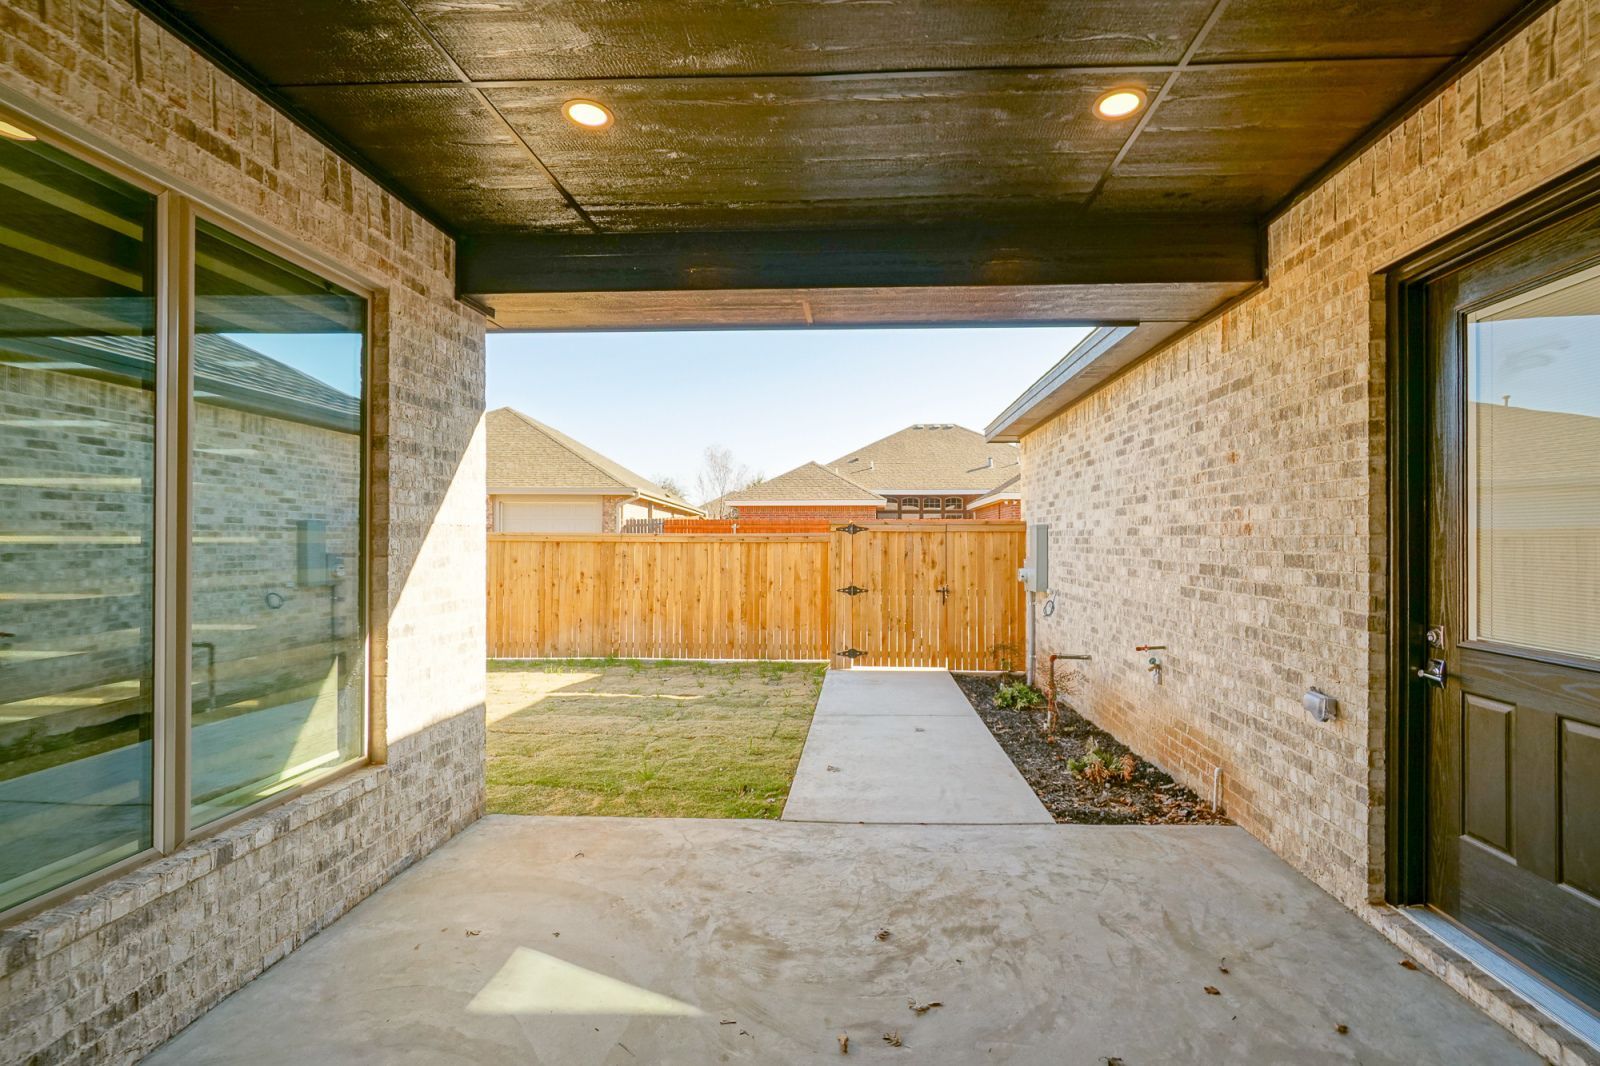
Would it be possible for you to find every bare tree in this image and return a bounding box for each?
[695,445,761,516]
[652,474,690,501]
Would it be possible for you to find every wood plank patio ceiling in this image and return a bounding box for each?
[131,0,1541,327]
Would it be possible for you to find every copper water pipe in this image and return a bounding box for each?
[1044,653,1091,734]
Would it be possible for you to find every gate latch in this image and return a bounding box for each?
[838,648,867,659]
[837,585,869,596]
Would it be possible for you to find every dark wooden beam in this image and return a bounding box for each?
[477,281,1257,331]
[458,218,1260,297]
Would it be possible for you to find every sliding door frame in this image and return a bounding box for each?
[1383,158,1600,905]
[0,94,382,924]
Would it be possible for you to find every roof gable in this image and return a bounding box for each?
[486,408,697,511]
[828,424,1019,492]
[728,461,884,504]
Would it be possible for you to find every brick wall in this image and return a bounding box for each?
[0,367,365,751]
[733,504,880,522]
[1021,0,1600,909]
[600,494,629,533]
[973,499,1021,521]
[0,3,487,1064]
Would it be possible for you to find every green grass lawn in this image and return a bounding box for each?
[486,659,825,818]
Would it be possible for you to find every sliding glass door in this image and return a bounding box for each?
[0,131,158,912]
[0,114,368,915]
[189,221,366,826]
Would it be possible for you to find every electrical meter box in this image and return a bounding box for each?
[1018,523,1049,591]
[296,519,329,586]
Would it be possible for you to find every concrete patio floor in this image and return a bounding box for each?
[148,815,1535,1065]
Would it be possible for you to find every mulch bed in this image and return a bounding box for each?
[954,673,1230,826]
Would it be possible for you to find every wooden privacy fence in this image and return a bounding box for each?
[487,521,1026,670]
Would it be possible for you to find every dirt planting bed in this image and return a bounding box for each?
[954,674,1229,826]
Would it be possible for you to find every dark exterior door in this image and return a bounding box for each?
[1424,202,1600,1010]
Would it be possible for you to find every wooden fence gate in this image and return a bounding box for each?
[828,522,1026,670]
[486,522,1025,670]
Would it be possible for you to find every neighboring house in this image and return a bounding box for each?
[726,424,1020,522]
[698,493,735,519]
[969,475,1022,520]
[719,462,887,523]
[4,332,364,755]
[486,408,701,532]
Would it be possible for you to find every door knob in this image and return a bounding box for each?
[1417,624,1446,685]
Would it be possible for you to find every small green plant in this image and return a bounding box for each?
[994,680,1044,711]
[1066,745,1137,786]
[988,641,1024,674]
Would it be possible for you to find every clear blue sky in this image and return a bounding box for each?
[487,326,1090,502]
[223,333,362,396]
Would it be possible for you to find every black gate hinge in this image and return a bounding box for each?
[837,648,867,659]
[836,523,868,535]
[837,585,869,596]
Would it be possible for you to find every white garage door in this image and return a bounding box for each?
[498,496,604,533]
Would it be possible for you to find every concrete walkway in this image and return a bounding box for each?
[147,816,1536,1065]
[782,669,1052,825]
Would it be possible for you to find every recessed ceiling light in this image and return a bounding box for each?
[562,99,614,129]
[0,120,37,141]
[1093,88,1147,120]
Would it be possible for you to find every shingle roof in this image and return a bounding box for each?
[726,462,884,504]
[827,424,1019,492]
[971,474,1021,507]
[5,333,360,432]
[486,407,699,512]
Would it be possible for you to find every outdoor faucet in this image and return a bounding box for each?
[1138,645,1165,685]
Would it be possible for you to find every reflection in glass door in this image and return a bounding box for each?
[0,130,157,910]
[1467,264,1600,659]
[188,220,366,826]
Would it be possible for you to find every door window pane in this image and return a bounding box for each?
[0,131,157,909]
[1468,265,1600,660]
[189,220,365,827]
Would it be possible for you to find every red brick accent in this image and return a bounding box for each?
[660,518,833,533]
[733,504,880,522]
[972,499,1021,520]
